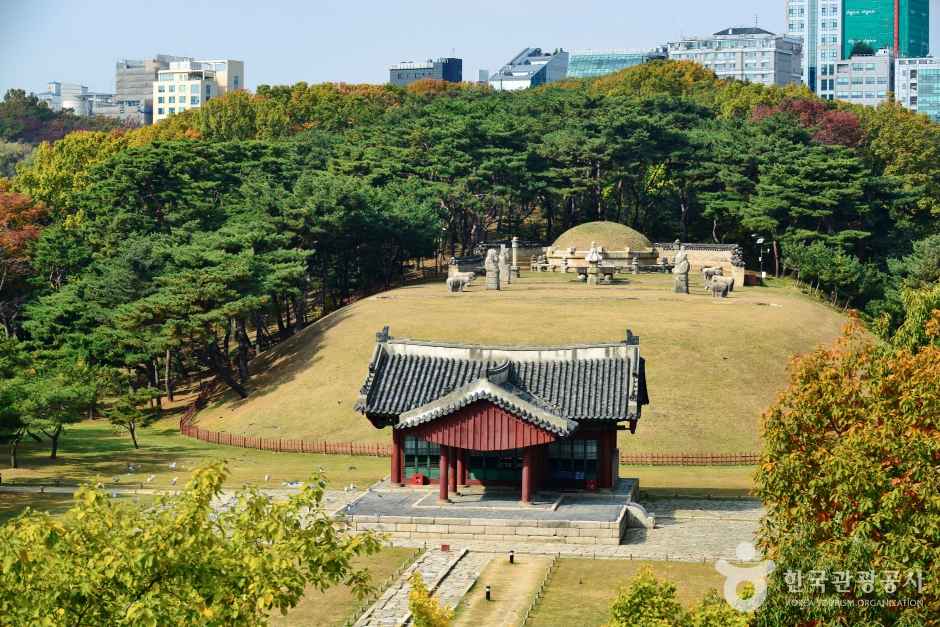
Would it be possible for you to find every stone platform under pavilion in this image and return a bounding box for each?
[343,479,654,546]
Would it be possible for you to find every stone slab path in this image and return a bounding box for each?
[435,551,494,610]
[355,548,488,627]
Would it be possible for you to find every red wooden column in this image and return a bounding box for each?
[598,432,611,489]
[448,447,458,493]
[438,446,450,502]
[457,450,467,486]
[391,430,403,485]
[521,447,533,504]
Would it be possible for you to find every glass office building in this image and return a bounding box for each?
[843,0,930,58]
[896,58,940,122]
[566,50,666,79]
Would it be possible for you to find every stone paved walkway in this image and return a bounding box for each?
[0,484,366,517]
[435,551,493,609]
[355,548,469,627]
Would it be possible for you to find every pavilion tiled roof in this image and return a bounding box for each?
[355,328,648,429]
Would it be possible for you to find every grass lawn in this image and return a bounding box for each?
[195,272,847,455]
[454,554,553,627]
[269,547,419,627]
[624,465,756,498]
[2,418,388,491]
[526,558,726,627]
[0,491,76,524]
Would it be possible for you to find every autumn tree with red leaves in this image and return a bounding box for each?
[0,191,47,337]
[754,315,940,624]
[752,97,863,147]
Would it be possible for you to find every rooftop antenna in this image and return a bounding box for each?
[754,14,759,27]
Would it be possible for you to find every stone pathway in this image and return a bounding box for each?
[435,551,493,609]
[355,548,470,627]
[0,484,365,517]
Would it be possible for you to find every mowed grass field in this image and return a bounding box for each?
[1,419,388,490]
[196,272,847,455]
[270,547,419,627]
[526,559,726,627]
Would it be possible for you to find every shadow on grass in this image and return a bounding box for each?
[203,308,352,413]
[9,422,215,485]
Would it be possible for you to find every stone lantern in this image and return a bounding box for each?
[585,241,603,286]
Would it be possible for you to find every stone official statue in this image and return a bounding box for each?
[672,240,690,294]
[485,248,501,290]
[498,246,511,286]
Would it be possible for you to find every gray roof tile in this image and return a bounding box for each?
[355,331,649,425]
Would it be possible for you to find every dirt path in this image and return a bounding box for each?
[454,554,553,627]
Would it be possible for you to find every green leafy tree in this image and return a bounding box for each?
[0,462,382,625]
[16,357,94,460]
[0,140,32,177]
[103,386,159,449]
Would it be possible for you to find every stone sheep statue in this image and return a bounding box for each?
[446,276,470,293]
[708,275,735,298]
[711,278,730,298]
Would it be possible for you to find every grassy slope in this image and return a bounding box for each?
[527,559,726,627]
[196,272,847,454]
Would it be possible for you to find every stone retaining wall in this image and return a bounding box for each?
[347,508,630,546]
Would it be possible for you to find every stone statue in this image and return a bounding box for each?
[511,236,520,278]
[672,241,690,294]
[498,245,511,287]
[446,275,469,293]
[710,277,730,298]
[485,248,500,290]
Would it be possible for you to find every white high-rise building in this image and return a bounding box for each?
[152,59,244,124]
[896,57,940,122]
[667,27,803,87]
[786,0,843,98]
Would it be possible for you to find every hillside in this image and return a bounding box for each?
[193,273,848,454]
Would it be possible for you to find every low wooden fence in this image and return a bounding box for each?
[180,422,392,457]
[180,415,758,465]
[618,452,760,466]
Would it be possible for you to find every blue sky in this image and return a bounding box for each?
[1,0,938,95]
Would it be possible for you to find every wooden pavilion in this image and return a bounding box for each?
[355,327,649,504]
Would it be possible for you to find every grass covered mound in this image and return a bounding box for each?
[551,220,654,252]
[194,272,847,455]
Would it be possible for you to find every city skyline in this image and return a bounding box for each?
[0,0,836,95]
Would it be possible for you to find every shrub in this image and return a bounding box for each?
[608,568,688,627]
[408,571,453,627]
